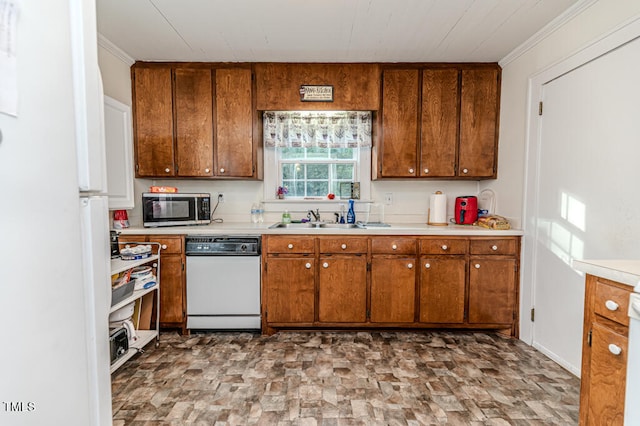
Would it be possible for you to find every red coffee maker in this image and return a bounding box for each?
[454,196,478,225]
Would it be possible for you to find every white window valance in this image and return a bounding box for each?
[263,111,372,148]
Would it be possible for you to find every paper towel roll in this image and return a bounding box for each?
[428,191,448,225]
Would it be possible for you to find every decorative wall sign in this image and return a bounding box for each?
[299,85,333,102]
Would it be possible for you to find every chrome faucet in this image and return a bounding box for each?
[307,209,320,222]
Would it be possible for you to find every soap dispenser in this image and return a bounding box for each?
[347,199,356,224]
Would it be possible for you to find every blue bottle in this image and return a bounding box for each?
[347,199,356,224]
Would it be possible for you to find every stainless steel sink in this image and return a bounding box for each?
[268,222,361,229]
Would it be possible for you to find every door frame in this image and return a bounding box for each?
[521,16,640,374]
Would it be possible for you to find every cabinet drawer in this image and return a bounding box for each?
[371,237,416,255]
[420,238,467,255]
[149,235,183,254]
[595,280,631,326]
[267,236,315,254]
[469,238,517,255]
[319,237,367,254]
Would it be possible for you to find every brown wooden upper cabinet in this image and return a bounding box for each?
[132,64,258,179]
[254,63,380,111]
[376,65,500,180]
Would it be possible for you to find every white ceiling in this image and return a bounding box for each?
[96,0,580,63]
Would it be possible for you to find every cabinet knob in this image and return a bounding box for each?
[392,244,398,250]
[424,168,429,174]
[341,244,347,250]
[161,244,167,250]
[287,243,294,249]
[323,262,329,268]
[441,245,448,251]
[462,168,469,174]
[219,168,225,173]
[305,262,311,269]
[407,263,413,269]
[424,263,431,269]
[164,167,171,173]
[474,264,480,269]
[605,300,619,311]
[492,245,498,251]
[408,168,414,174]
[608,344,622,356]
[205,168,210,173]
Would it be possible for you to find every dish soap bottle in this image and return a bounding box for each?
[282,209,291,224]
[347,200,356,224]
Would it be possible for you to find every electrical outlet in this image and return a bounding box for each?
[384,192,393,205]
[217,192,224,203]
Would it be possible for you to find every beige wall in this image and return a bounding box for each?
[485,0,640,223]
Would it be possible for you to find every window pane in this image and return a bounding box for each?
[282,180,305,197]
[335,164,354,180]
[331,148,356,159]
[307,164,328,179]
[307,181,328,196]
[306,147,329,159]
[281,147,305,159]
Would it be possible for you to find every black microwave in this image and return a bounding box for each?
[142,192,211,227]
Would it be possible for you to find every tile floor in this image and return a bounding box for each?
[111,331,580,425]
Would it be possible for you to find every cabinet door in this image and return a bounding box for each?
[419,257,466,323]
[158,253,184,325]
[265,257,315,323]
[174,68,214,177]
[459,68,499,178]
[380,69,419,177]
[420,68,459,177]
[468,258,516,324]
[318,256,367,323]
[370,257,416,322]
[215,68,254,177]
[587,322,627,425]
[133,67,175,177]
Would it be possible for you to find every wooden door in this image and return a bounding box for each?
[318,256,367,323]
[419,257,466,323]
[264,257,315,323]
[459,68,499,178]
[380,69,419,177]
[132,67,175,177]
[215,68,254,177]
[174,68,214,177]
[587,322,627,425]
[370,257,416,322]
[420,68,459,177]
[468,258,516,324]
[158,254,184,325]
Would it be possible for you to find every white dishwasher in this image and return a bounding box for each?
[185,235,261,330]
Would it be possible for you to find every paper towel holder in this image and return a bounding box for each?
[428,190,449,226]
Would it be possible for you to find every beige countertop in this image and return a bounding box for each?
[573,259,640,290]
[117,222,523,237]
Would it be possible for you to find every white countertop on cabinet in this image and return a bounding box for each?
[116,222,523,237]
[573,259,640,290]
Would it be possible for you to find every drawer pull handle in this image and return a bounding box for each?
[407,263,413,269]
[305,262,311,269]
[161,244,167,250]
[605,300,619,311]
[424,168,429,174]
[205,168,210,173]
[474,264,480,269]
[441,245,448,251]
[287,243,294,249]
[219,168,225,173]
[323,262,329,268]
[341,244,347,250]
[164,167,171,173]
[425,263,431,269]
[492,245,498,251]
[392,244,398,250]
[462,168,469,174]
[409,168,414,174]
[609,344,622,356]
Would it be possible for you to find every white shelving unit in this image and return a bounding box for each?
[109,244,161,374]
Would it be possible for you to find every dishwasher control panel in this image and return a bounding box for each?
[185,235,261,255]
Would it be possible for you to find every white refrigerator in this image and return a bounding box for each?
[0,0,112,425]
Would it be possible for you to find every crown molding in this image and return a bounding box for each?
[500,0,599,67]
[97,33,135,66]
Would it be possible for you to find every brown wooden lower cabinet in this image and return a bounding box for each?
[262,234,520,336]
[117,234,187,333]
[580,274,631,425]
